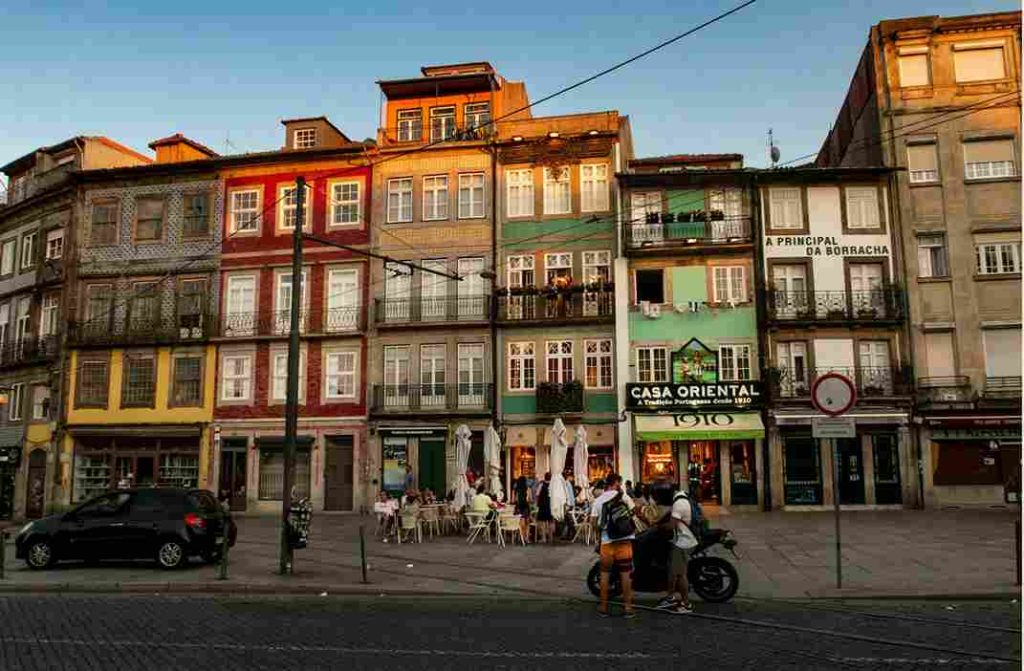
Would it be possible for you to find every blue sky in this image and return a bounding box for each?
[0,0,1016,169]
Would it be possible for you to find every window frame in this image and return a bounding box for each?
[429,105,457,143]
[963,138,1017,181]
[841,184,885,234]
[134,196,167,243]
[7,382,23,421]
[506,168,535,218]
[545,339,574,385]
[953,42,1007,84]
[421,174,449,221]
[712,265,747,304]
[897,46,930,87]
[583,338,614,390]
[765,187,808,234]
[458,172,486,219]
[169,351,204,408]
[76,356,110,409]
[507,341,536,392]
[636,346,669,383]
[277,182,312,234]
[917,233,949,279]
[293,128,318,149]
[269,348,307,404]
[220,352,253,403]
[19,232,35,270]
[580,163,610,213]
[45,229,64,260]
[31,384,50,421]
[907,142,940,184]
[976,242,1021,275]
[0,238,14,276]
[327,180,361,228]
[543,167,572,215]
[89,199,120,247]
[634,268,665,305]
[719,344,753,381]
[120,351,157,409]
[39,292,60,338]
[182,192,211,238]
[324,349,358,401]
[228,188,261,235]
[397,109,423,143]
[386,178,414,223]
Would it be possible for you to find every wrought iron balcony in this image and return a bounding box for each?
[0,336,59,368]
[983,376,1022,399]
[68,315,211,346]
[496,289,614,324]
[766,288,904,323]
[917,376,975,405]
[374,296,490,326]
[768,366,912,400]
[217,308,365,338]
[369,383,493,414]
[625,214,752,250]
[536,380,584,414]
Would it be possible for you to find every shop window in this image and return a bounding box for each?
[258,449,311,500]
[933,442,1002,486]
[73,454,112,502]
[642,441,676,483]
[512,446,536,481]
[382,437,408,493]
[588,446,615,484]
[783,435,821,505]
[729,441,757,505]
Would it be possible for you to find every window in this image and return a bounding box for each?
[20,233,34,269]
[329,181,360,226]
[293,128,317,149]
[580,164,609,212]
[898,47,930,87]
[182,194,209,237]
[77,359,109,407]
[383,346,410,405]
[420,344,446,403]
[224,275,256,335]
[7,383,23,421]
[769,188,803,230]
[777,342,808,394]
[31,385,50,420]
[924,331,956,378]
[271,350,306,403]
[419,260,447,320]
[635,269,664,304]
[507,254,535,288]
[507,342,536,391]
[859,341,892,393]
[326,268,359,331]
[430,106,457,142]
[457,344,485,404]
[39,293,59,338]
[458,173,485,219]
[964,140,1016,180]
[506,169,534,217]
[128,283,159,331]
[45,229,64,260]
[135,197,165,241]
[422,175,449,220]
[983,328,1022,378]
[121,354,156,407]
[325,351,357,399]
[384,262,411,321]
[221,354,252,401]
[397,109,423,142]
[274,271,308,333]
[709,189,744,218]
[13,297,29,349]
[544,252,572,285]
[177,279,206,332]
[464,102,491,134]
[229,190,260,233]
[584,339,613,389]
[845,186,880,230]
[582,251,611,285]
[907,143,939,183]
[719,345,752,381]
[90,201,119,245]
[456,258,486,318]
[917,234,948,278]
[953,43,1006,83]
[0,303,8,352]
[387,178,413,223]
[171,355,203,406]
[543,167,571,215]
[546,340,573,384]
[0,239,15,275]
[631,192,661,223]
[278,184,310,231]
[85,284,112,328]
[636,347,668,383]
[976,242,1021,275]
[713,266,747,303]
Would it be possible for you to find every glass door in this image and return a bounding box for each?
[419,344,446,408]
[383,346,410,408]
[420,260,448,321]
[836,438,865,504]
[506,255,535,320]
[783,435,821,505]
[457,258,485,319]
[858,341,893,395]
[872,434,902,504]
[849,262,884,316]
[384,263,411,322]
[728,441,757,505]
[687,441,721,505]
[582,251,611,316]
[326,269,358,332]
[771,264,808,317]
[219,441,248,511]
[457,344,485,407]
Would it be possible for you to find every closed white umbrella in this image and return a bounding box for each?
[485,424,503,500]
[548,418,568,521]
[573,425,591,502]
[453,424,472,509]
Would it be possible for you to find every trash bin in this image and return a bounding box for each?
[288,498,312,549]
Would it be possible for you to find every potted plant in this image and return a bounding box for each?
[710,209,725,221]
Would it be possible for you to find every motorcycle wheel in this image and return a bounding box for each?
[586,563,622,599]
[689,556,739,603]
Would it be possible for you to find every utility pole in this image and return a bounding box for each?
[280,176,305,575]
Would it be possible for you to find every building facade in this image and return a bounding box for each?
[0,136,149,518]
[619,155,765,510]
[817,11,1022,507]
[758,168,917,509]
[215,120,371,513]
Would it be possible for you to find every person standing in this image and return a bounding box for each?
[657,489,697,614]
[404,464,415,493]
[512,476,532,543]
[536,472,554,543]
[590,473,636,618]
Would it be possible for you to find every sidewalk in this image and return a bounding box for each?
[2,509,1020,600]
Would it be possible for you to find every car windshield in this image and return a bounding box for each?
[188,491,220,513]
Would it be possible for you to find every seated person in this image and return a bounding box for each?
[402,492,422,519]
[470,485,497,519]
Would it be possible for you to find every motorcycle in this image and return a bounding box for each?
[586,526,740,603]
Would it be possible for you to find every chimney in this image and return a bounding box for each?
[148,134,218,164]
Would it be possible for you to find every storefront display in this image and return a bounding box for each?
[588,446,615,483]
[642,441,676,482]
[511,446,536,481]
[72,436,201,503]
[872,434,901,504]
[729,441,757,505]
[382,436,408,494]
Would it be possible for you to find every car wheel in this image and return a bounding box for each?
[156,540,186,570]
[25,539,55,570]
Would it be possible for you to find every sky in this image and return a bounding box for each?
[0,0,1017,171]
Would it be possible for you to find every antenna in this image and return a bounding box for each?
[768,128,781,168]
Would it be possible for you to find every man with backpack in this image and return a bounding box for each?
[590,473,637,618]
[657,488,700,614]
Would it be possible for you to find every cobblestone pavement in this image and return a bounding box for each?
[2,508,1020,599]
[0,594,1018,670]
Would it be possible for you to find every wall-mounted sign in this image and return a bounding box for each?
[765,235,889,258]
[931,426,1022,441]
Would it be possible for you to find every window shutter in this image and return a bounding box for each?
[954,47,1005,82]
[907,144,938,172]
[964,140,1014,164]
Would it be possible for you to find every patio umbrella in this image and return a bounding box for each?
[453,424,472,509]
[485,424,503,500]
[548,418,568,521]
[573,425,591,502]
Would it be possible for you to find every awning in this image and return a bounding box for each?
[635,412,765,441]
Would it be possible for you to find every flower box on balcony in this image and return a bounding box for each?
[826,308,847,320]
[856,308,878,319]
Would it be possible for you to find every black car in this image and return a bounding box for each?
[15,488,237,570]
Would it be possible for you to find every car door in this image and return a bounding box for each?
[61,492,132,559]
[120,490,165,558]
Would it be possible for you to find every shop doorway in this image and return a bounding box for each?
[687,441,721,505]
[872,434,902,505]
[418,438,446,498]
[728,441,757,505]
[324,436,354,511]
[836,438,865,504]
[219,439,248,511]
[783,435,822,505]
[25,449,47,519]
[642,441,676,484]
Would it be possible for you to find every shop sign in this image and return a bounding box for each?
[377,427,447,437]
[812,417,856,439]
[932,426,1022,441]
[765,235,889,258]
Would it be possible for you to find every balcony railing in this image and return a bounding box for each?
[536,381,584,414]
[0,336,59,368]
[625,214,752,249]
[369,384,493,413]
[766,288,904,322]
[68,315,210,346]
[217,308,364,337]
[769,367,911,399]
[375,296,490,326]
[496,289,614,323]
[917,376,974,405]
[379,123,494,146]
[983,376,1022,399]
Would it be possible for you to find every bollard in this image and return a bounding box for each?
[217,533,229,581]
[0,530,6,581]
[359,524,368,584]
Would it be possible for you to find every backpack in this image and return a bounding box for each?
[601,492,636,541]
[674,493,707,539]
